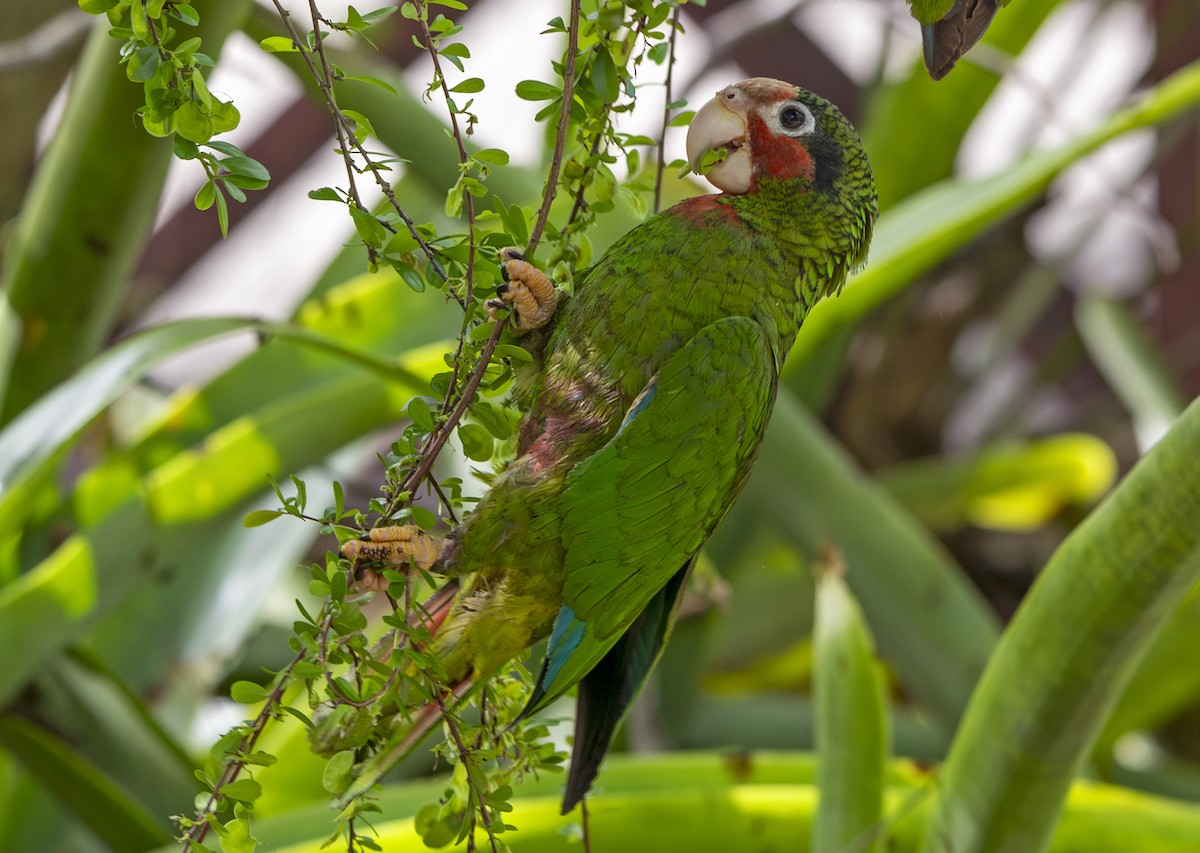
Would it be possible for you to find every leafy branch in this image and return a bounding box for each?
[79,0,271,236]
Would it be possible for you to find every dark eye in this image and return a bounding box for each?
[780,104,807,131]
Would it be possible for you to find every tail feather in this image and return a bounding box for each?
[560,560,694,813]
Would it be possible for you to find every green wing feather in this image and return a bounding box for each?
[524,316,777,713]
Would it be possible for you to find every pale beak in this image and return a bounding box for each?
[686,90,752,194]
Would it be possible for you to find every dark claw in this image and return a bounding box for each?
[500,264,511,283]
[496,281,510,296]
[503,248,526,262]
[486,298,506,312]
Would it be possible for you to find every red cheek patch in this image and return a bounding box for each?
[748,114,815,184]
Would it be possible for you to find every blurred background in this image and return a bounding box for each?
[0,0,1198,850]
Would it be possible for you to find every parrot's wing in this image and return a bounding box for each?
[524,315,777,713]
[559,557,694,812]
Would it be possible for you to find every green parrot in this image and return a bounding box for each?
[336,77,878,812]
[907,0,1007,80]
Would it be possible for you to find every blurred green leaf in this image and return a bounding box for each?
[924,397,1200,853]
[878,434,1117,532]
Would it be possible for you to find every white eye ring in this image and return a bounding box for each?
[773,101,814,137]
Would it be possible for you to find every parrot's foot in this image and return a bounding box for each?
[341,525,444,588]
[488,247,557,333]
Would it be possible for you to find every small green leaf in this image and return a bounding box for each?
[308,187,341,201]
[78,0,120,13]
[343,74,398,94]
[194,180,216,211]
[349,205,387,248]
[450,77,485,93]
[243,509,284,528]
[470,401,513,440]
[342,109,376,143]
[230,681,269,704]
[259,36,298,53]
[170,3,200,25]
[415,804,458,848]
[129,0,148,38]
[410,504,439,530]
[220,155,270,182]
[515,79,561,101]
[214,188,229,236]
[127,46,160,83]
[458,423,494,462]
[494,344,534,364]
[213,816,255,853]
[669,110,696,127]
[221,779,262,804]
[210,99,240,134]
[397,264,425,293]
[589,47,619,103]
[362,6,399,23]
[174,100,214,143]
[407,397,436,431]
[322,751,356,794]
[474,147,509,166]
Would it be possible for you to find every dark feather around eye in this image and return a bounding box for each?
[780,104,807,130]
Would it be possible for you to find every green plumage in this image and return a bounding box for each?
[342,79,877,811]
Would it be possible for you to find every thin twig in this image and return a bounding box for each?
[434,690,501,853]
[384,319,506,519]
[416,0,479,403]
[180,648,307,851]
[527,0,582,255]
[269,0,453,286]
[653,4,682,214]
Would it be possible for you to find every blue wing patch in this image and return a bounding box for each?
[523,606,588,715]
[616,383,656,437]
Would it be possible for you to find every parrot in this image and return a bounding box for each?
[333,77,878,813]
[907,0,1007,80]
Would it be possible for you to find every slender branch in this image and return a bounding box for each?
[180,648,307,851]
[434,689,501,853]
[527,0,582,255]
[416,0,479,401]
[269,0,453,285]
[653,4,682,215]
[384,319,506,519]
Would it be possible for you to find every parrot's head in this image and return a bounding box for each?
[686,78,877,275]
[686,77,871,201]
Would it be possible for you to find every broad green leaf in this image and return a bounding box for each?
[0,318,266,540]
[923,397,1200,853]
[877,434,1117,532]
[813,567,888,853]
[0,706,169,851]
[749,391,1000,730]
[186,758,1200,853]
[0,0,249,421]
